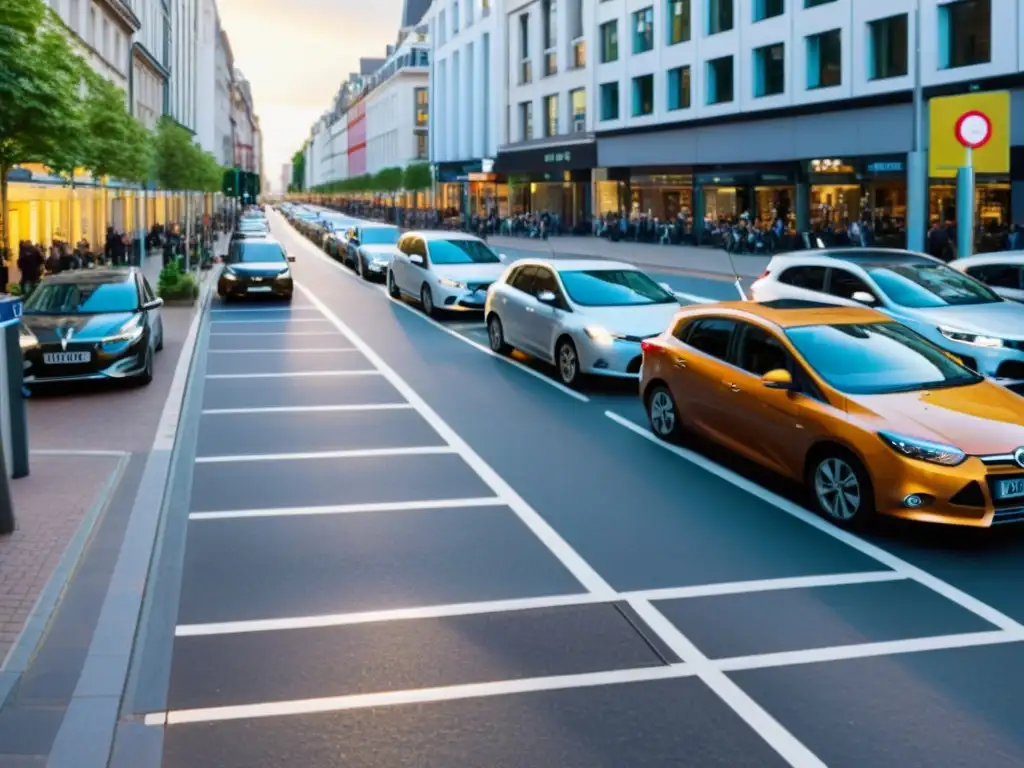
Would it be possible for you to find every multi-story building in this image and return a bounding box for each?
[168,0,198,131]
[50,0,140,89]
[280,163,293,194]
[232,70,261,188]
[214,23,236,166]
[424,0,505,216]
[194,0,218,155]
[490,0,1024,247]
[130,0,170,129]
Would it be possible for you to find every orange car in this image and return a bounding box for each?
[639,299,1024,528]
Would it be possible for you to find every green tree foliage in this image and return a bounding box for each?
[82,71,151,184]
[402,162,431,192]
[374,167,404,196]
[290,147,306,191]
[151,117,200,191]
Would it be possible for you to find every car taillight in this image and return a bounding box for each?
[756,270,771,280]
[641,339,658,353]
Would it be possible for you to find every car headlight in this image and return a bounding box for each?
[584,325,617,346]
[438,277,467,289]
[939,326,1003,349]
[102,315,145,345]
[879,431,966,466]
[276,268,291,280]
[19,325,38,351]
[223,268,238,280]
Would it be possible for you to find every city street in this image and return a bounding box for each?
[118,210,1024,768]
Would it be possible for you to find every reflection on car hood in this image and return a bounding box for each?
[907,302,1024,340]
[851,382,1024,454]
[22,312,135,343]
[579,302,681,339]
[432,263,506,282]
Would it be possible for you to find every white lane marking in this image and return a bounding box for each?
[30,448,129,457]
[286,228,591,404]
[446,321,487,331]
[174,570,899,636]
[628,598,826,767]
[205,370,381,379]
[210,318,330,324]
[717,629,1024,673]
[209,331,343,336]
[296,281,611,596]
[201,403,413,416]
[674,291,717,304]
[189,495,505,522]
[145,664,695,726]
[605,410,1024,635]
[210,307,321,313]
[194,445,456,464]
[207,348,358,354]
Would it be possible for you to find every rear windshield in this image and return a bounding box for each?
[230,241,286,263]
[360,227,400,246]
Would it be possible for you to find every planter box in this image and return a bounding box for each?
[161,297,197,307]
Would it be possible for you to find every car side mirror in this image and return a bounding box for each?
[536,290,558,305]
[288,255,296,262]
[851,291,876,305]
[409,254,424,266]
[143,298,164,311]
[761,368,794,390]
[498,252,507,262]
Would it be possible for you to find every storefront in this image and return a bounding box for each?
[494,141,597,231]
[434,161,482,215]
[692,167,797,230]
[805,155,908,246]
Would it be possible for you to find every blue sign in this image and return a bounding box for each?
[6,168,32,182]
[865,161,905,174]
[0,298,23,323]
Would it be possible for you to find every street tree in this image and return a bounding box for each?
[290,147,306,192]
[0,0,84,257]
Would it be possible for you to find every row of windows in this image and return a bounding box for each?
[517,88,587,141]
[437,0,492,46]
[517,0,587,84]
[597,0,991,73]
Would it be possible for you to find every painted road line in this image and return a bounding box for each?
[204,370,381,379]
[188,496,506,521]
[30,448,130,457]
[206,348,358,354]
[604,410,1024,635]
[143,664,695,726]
[208,331,343,336]
[194,445,456,464]
[210,307,321,313]
[173,570,899,637]
[209,318,331,325]
[201,403,414,416]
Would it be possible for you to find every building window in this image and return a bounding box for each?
[707,0,733,35]
[572,39,585,68]
[805,0,835,6]
[520,100,533,140]
[414,87,429,125]
[570,88,586,131]
[570,0,584,68]
[633,7,654,54]
[706,55,734,104]
[452,0,459,32]
[600,20,618,62]
[465,0,473,25]
[753,43,785,97]
[543,0,557,75]
[807,28,841,89]
[753,0,783,22]
[868,14,908,80]
[667,65,690,110]
[632,74,654,116]
[667,0,690,45]
[599,82,619,121]
[544,94,559,136]
[940,0,991,69]
[482,0,490,16]
[519,13,532,84]
[416,133,428,159]
[438,10,446,44]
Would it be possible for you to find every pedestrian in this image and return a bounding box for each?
[17,242,43,297]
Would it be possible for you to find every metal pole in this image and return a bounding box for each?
[957,147,975,259]
[906,0,928,252]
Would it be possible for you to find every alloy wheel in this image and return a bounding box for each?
[814,457,862,521]
[421,286,434,315]
[649,390,677,437]
[558,342,578,385]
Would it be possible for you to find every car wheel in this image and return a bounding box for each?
[155,323,164,352]
[808,448,875,528]
[646,384,682,441]
[281,293,293,303]
[387,269,400,298]
[136,350,154,386]
[487,314,511,355]
[357,257,367,280]
[556,338,581,388]
[420,284,437,318]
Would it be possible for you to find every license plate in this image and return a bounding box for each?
[997,478,1024,500]
[43,351,91,364]
[247,286,273,293]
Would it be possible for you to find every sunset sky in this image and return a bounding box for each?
[218,0,405,191]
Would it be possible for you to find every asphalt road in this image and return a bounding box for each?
[134,210,1024,768]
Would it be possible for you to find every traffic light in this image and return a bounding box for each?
[222,168,238,197]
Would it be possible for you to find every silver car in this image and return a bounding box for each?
[949,251,1024,303]
[750,248,1024,383]
[484,258,681,387]
[347,224,401,280]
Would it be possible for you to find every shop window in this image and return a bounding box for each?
[599,82,619,121]
[753,43,785,97]
[600,21,618,62]
[570,88,586,132]
[753,0,783,22]
[520,100,533,140]
[544,94,559,136]
[939,0,991,69]
[542,0,557,75]
[706,55,734,105]
[633,7,654,54]
[667,66,691,111]
[807,28,841,89]
[667,0,691,45]
[632,74,654,116]
[868,14,908,80]
[707,0,733,35]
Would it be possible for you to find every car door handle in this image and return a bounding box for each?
[723,382,741,392]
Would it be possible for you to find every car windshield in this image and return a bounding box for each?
[558,269,677,306]
[428,239,500,265]
[361,228,399,246]
[786,322,982,395]
[24,280,138,315]
[867,262,1002,308]
[231,242,286,263]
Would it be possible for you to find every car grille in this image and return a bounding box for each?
[992,506,1024,524]
[467,282,492,292]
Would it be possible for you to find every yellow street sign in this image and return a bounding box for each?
[929,90,1010,178]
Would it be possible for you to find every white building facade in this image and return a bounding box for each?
[130,0,169,130]
[363,35,431,176]
[168,0,198,131]
[51,0,140,89]
[193,0,218,155]
[213,24,235,166]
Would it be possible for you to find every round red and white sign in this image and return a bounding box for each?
[954,110,992,149]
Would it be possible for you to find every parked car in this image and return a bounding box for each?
[641,299,1024,528]
[387,231,507,317]
[750,249,1024,384]
[218,237,296,303]
[485,259,680,387]
[346,224,401,279]
[20,268,164,387]
[949,252,1024,303]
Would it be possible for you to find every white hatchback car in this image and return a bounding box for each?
[484,258,681,387]
[387,231,508,316]
[949,251,1024,303]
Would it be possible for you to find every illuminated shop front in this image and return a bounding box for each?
[805,155,908,246]
[495,140,596,231]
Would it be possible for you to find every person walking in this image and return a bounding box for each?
[17,242,43,297]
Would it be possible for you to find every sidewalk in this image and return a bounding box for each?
[486,235,771,281]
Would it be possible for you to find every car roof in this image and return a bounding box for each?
[769,248,940,270]
[237,236,283,246]
[950,251,1024,266]
[359,222,398,229]
[680,299,890,329]
[514,258,639,272]
[44,267,138,285]
[407,230,486,242]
